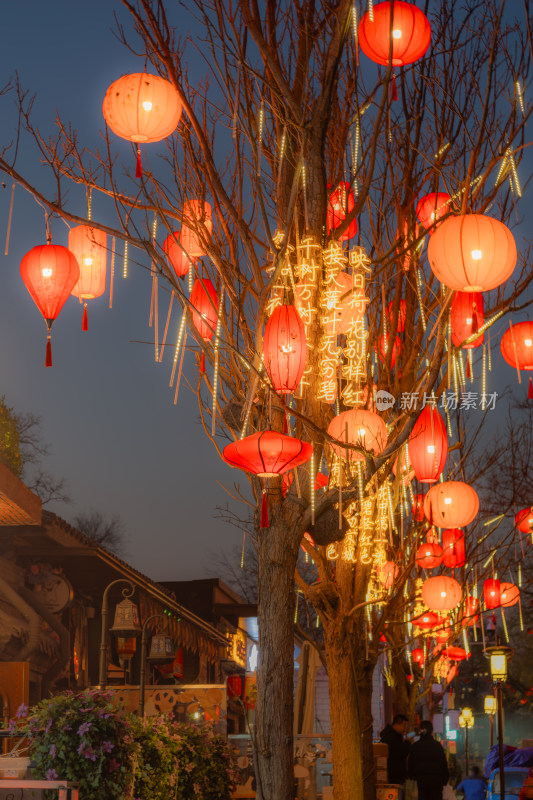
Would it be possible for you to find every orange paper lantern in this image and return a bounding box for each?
[387,299,407,333]
[441,529,465,568]
[500,582,519,608]
[263,304,307,394]
[377,561,398,589]
[422,575,462,611]
[103,73,182,143]
[68,224,107,331]
[408,406,448,483]
[442,646,468,662]
[326,182,357,240]
[501,322,533,399]
[222,430,312,477]
[515,507,533,533]
[412,611,439,629]
[412,648,425,665]
[358,1,431,67]
[163,231,190,278]
[190,277,218,341]
[416,540,443,570]
[416,192,450,232]
[327,409,388,462]
[483,578,501,610]
[451,292,484,349]
[424,481,479,528]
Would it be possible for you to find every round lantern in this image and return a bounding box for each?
[424,481,479,528]
[427,214,517,292]
[483,578,501,610]
[416,540,443,570]
[326,182,357,241]
[181,200,213,259]
[222,430,312,477]
[263,304,307,394]
[358,1,431,67]
[20,243,81,367]
[515,507,533,533]
[412,648,425,665]
[190,277,218,341]
[501,322,533,397]
[422,575,462,611]
[163,231,190,278]
[416,193,451,232]
[408,406,448,483]
[377,334,401,368]
[412,611,439,629]
[377,561,398,589]
[327,409,388,462]
[462,596,479,627]
[68,224,107,330]
[412,493,426,522]
[103,73,182,143]
[387,299,407,333]
[441,528,465,568]
[442,646,469,662]
[451,292,484,349]
[500,582,519,608]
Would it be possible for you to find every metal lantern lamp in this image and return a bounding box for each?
[459,707,474,775]
[99,579,139,689]
[485,645,513,800]
[110,598,142,636]
[148,632,174,663]
[484,695,497,748]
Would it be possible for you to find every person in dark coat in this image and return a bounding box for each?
[380,714,411,785]
[408,720,450,800]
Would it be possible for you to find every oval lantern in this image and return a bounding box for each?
[377,561,398,589]
[416,192,450,233]
[500,582,519,608]
[358,1,431,67]
[223,430,312,477]
[377,334,401,368]
[451,292,484,349]
[501,321,533,397]
[412,648,425,665]
[387,299,407,333]
[427,214,517,292]
[20,243,80,367]
[424,481,479,528]
[181,200,213,260]
[263,304,307,394]
[416,541,443,570]
[442,646,468,662]
[515,507,533,533]
[483,578,501,610]
[412,493,426,522]
[326,182,357,241]
[409,406,448,483]
[190,277,218,341]
[442,528,465,568]
[422,575,462,611]
[462,596,479,627]
[327,409,388,462]
[68,224,107,331]
[411,611,439,629]
[163,231,190,278]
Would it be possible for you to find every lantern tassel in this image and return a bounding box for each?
[200,352,206,373]
[135,147,143,179]
[528,375,533,400]
[391,71,398,102]
[45,334,52,368]
[261,489,269,528]
[465,356,471,380]
[82,302,88,332]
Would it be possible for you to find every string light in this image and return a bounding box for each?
[170,311,187,389]
[516,80,525,115]
[211,289,225,436]
[123,240,129,279]
[415,268,427,331]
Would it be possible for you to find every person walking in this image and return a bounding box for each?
[408,720,450,800]
[380,714,411,785]
[456,766,487,800]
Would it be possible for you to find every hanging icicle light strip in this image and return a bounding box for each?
[211,289,225,436]
[256,98,265,176]
[123,240,129,279]
[170,311,187,388]
[109,236,116,308]
[310,446,316,526]
[516,80,525,115]
[415,268,427,331]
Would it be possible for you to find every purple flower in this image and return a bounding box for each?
[45,718,53,733]
[101,741,114,754]
[15,703,28,719]
[49,744,57,758]
[77,742,86,755]
[46,769,58,781]
[84,748,97,762]
[7,720,16,734]
[77,722,92,736]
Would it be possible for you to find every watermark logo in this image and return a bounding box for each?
[375,390,396,411]
[374,390,499,412]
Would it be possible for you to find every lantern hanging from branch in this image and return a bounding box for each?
[451,292,485,349]
[392,446,414,485]
[387,299,407,333]
[434,618,452,643]
[326,182,357,241]
[500,582,519,607]
[377,334,401,368]
[415,540,443,570]
[424,481,479,528]
[442,528,466,568]
[408,405,448,483]
[416,192,451,232]
[181,200,213,259]
[377,561,398,589]
[68,225,107,331]
[462,596,479,627]
[263,304,307,394]
[412,611,439,629]
[412,648,425,665]
[427,214,517,292]
[483,579,501,610]
[327,409,388,462]
[515,507,533,533]
[190,277,218,341]
[422,575,462,612]
[500,321,533,398]
[163,231,190,278]
[20,243,80,367]
[358,1,431,67]
[223,431,313,477]
[442,646,469,662]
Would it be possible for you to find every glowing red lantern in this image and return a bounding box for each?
[20,243,80,367]
[416,193,450,232]
[441,528,465,568]
[412,611,439,629]
[501,321,533,397]
[462,596,479,627]
[377,561,398,589]
[163,231,190,278]
[500,582,519,608]
[408,406,448,483]
[68,224,107,330]
[327,409,388,462]
[387,299,407,333]
[263,304,307,394]
[484,579,501,610]
[451,292,484,349]
[428,214,517,292]
[416,541,443,570]
[377,334,401,368]
[515,507,533,533]
[358,1,431,67]
[434,618,452,643]
[412,494,426,522]
[412,648,425,665]
[424,481,479,528]
[442,646,468,662]
[326,182,357,241]
[181,200,213,259]
[223,430,312,477]
[190,277,218,341]
[422,576,462,611]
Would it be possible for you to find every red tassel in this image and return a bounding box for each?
[82,303,88,332]
[466,358,471,379]
[135,147,142,179]
[45,338,52,368]
[283,412,288,434]
[472,305,479,335]
[261,491,269,528]
[528,375,533,400]
[200,353,205,373]
[391,72,398,101]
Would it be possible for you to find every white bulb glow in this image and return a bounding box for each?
[466,318,472,325]
[471,249,482,260]
[142,101,153,111]
[42,268,53,277]
[392,29,402,38]
[427,445,435,453]
[84,257,93,266]
[441,591,447,598]
[358,428,366,437]
[525,339,532,347]
[444,497,452,504]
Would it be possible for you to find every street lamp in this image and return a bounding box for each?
[459,707,474,775]
[139,614,174,717]
[485,645,513,800]
[484,696,497,749]
[98,579,141,689]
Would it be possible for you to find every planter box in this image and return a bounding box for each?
[0,757,31,779]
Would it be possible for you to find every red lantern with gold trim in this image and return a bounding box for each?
[327,409,388,462]
[412,611,439,629]
[484,578,501,609]
[409,406,447,483]
[326,182,357,241]
[416,192,450,233]
[358,1,431,67]
[451,292,484,349]
[412,648,425,665]
[263,304,307,394]
[442,528,465,568]
[442,646,469,662]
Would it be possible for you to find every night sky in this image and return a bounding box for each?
[0,1,244,581]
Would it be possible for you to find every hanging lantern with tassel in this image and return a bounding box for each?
[451,292,484,349]
[190,276,218,372]
[500,321,533,399]
[416,192,451,233]
[163,231,191,278]
[68,224,107,331]
[263,304,307,394]
[424,481,479,528]
[408,405,448,483]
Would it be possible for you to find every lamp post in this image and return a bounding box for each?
[459,707,474,775]
[98,579,140,689]
[484,695,497,749]
[139,614,174,717]
[485,645,513,800]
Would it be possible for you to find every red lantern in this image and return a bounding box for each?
[451,292,485,349]
[441,529,465,568]
[68,225,107,331]
[283,470,328,497]
[500,582,519,608]
[462,596,479,627]
[416,193,450,232]
[434,618,452,643]
[327,409,388,462]
[223,430,312,477]
[428,214,517,292]
[20,243,80,367]
[190,277,218,341]
[422,576,462,611]
[412,494,426,522]
[226,675,243,698]
[412,611,439,629]
[263,304,307,394]
[408,406,447,483]
[377,334,401,368]
[483,579,501,610]
[515,507,533,533]
[377,561,398,589]
[387,299,407,333]
[416,541,443,570]
[181,200,213,259]
[501,321,533,397]
[358,1,431,67]
[163,231,190,278]
[442,646,468,662]
[424,481,479,528]
[326,182,357,241]
[412,648,425,665]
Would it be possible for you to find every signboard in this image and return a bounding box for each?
[231,629,247,669]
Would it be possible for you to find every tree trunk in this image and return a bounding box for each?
[359,670,377,800]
